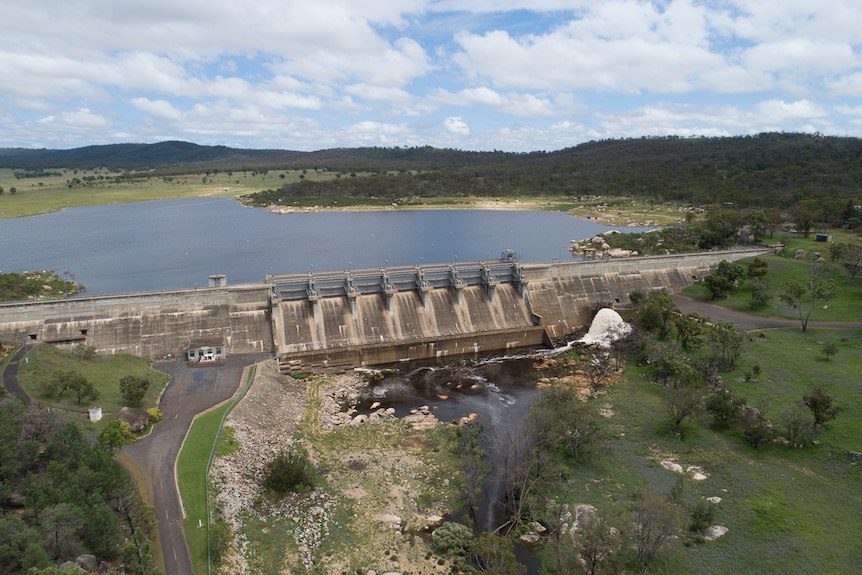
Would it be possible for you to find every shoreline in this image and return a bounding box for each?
[264,198,677,228]
[3,190,683,229]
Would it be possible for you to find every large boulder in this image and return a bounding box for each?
[76,554,100,572]
[118,407,150,433]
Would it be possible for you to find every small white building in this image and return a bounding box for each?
[186,341,226,363]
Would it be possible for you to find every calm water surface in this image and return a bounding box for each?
[1,197,647,295]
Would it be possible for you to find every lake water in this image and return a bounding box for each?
[1,197,647,295]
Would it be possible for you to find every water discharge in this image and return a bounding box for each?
[577,308,632,347]
[344,312,630,572]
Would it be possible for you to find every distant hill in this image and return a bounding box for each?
[0,141,302,170]
[0,141,512,171]
[3,134,862,209]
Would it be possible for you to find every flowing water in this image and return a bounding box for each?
[351,352,545,572]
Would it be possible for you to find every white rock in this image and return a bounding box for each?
[707,497,722,504]
[660,461,684,473]
[375,514,402,525]
[701,525,729,541]
[532,521,547,533]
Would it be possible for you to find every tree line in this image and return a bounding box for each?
[5,134,862,215]
[235,133,862,216]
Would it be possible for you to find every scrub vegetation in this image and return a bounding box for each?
[0,400,159,574]
[0,270,84,301]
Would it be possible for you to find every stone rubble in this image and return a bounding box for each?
[212,360,334,573]
[211,361,457,573]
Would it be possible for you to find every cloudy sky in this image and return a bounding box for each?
[2,0,862,152]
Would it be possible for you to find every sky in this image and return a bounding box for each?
[2,0,862,152]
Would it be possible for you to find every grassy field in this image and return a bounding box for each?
[554,325,862,574]
[0,167,339,218]
[15,344,169,429]
[682,236,862,324]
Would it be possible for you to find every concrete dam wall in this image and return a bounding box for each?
[0,249,769,369]
[273,283,548,371]
[0,284,273,358]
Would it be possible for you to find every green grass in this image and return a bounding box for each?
[15,344,168,429]
[564,327,862,574]
[178,365,255,575]
[178,402,232,575]
[682,244,862,323]
[0,167,339,218]
[240,513,296,573]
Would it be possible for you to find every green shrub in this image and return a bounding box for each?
[689,499,717,532]
[146,407,163,423]
[263,444,315,495]
[431,522,473,556]
[119,375,150,407]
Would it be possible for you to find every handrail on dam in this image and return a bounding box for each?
[267,255,525,302]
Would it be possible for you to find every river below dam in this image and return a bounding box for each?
[1,197,652,295]
[351,353,550,572]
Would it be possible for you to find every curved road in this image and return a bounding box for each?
[2,344,32,403]
[671,295,862,331]
[121,353,269,575]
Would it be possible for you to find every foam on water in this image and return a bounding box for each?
[577,308,632,347]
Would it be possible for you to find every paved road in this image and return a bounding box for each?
[672,295,862,331]
[123,353,269,575]
[2,344,33,403]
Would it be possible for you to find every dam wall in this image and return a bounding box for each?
[0,249,769,368]
[0,284,273,358]
[524,250,762,340]
[273,283,548,371]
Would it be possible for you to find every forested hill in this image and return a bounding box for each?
[0,140,513,171]
[3,133,862,208]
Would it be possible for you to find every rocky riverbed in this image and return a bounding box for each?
[211,360,460,574]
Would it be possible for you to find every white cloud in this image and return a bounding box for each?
[753,99,828,123]
[1,1,862,151]
[130,98,182,120]
[444,116,470,135]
